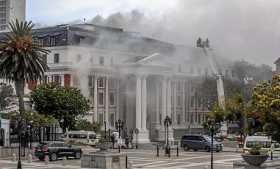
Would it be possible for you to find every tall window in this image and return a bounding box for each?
[109,92,115,105]
[98,78,104,88]
[53,75,61,85]
[99,56,104,65]
[54,53,60,63]
[98,92,104,105]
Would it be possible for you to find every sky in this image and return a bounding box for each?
[26,0,179,25]
[26,0,280,67]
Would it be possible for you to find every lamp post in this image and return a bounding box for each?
[164,116,172,157]
[207,118,218,169]
[104,121,107,140]
[134,128,139,149]
[115,119,124,152]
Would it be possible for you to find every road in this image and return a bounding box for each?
[0,148,242,169]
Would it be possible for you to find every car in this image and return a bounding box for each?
[181,134,223,152]
[34,141,82,161]
[243,136,271,154]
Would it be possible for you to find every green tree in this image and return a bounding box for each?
[31,83,90,131]
[74,119,101,133]
[0,83,13,110]
[0,20,49,114]
[251,74,280,141]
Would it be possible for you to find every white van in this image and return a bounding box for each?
[243,136,271,153]
[63,131,99,146]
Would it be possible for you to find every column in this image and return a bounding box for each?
[60,74,64,87]
[182,80,186,124]
[161,77,167,125]
[116,79,120,126]
[155,81,160,125]
[93,75,98,122]
[173,81,177,125]
[105,76,109,127]
[167,78,172,117]
[136,76,142,130]
[141,76,147,130]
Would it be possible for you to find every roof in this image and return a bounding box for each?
[275,57,280,64]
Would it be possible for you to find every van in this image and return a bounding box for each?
[181,134,223,152]
[243,136,271,153]
[63,131,99,146]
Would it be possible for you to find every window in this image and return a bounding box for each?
[98,78,104,88]
[177,114,181,125]
[177,95,181,106]
[42,54,47,64]
[98,113,104,124]
[53,75,61,84]
[54,53,60,63]
[99,56,104,65]
[191,96,195,107]
[88,76,93,87]
[98,92,104,105]
[110,113,115,127]
[109,92,115,105]
[50,36,56,46]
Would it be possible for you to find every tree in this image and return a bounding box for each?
[0,83,13,110]
[31,83,90,131]
[0,20,49,115]
[250,74,280,141]
[74,119,101,133]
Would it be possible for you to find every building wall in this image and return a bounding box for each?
[0,0,25,31]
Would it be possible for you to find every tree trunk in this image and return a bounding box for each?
[15,79,25,114]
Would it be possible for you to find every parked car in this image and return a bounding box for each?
[243,136,271,154]
[181,134,223,152]
[62,130,99,146]
[34,141,82,161]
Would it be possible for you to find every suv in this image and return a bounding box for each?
[181,135,223,152]
[34,141,82,161]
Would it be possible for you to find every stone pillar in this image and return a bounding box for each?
[167,78,172,117]
[182,80,186,125]
[135,76,142,130]
[155,82,160,125]
[173,81,177,126]
[161,78,167,124]
[93,75,98,122]
[105,76,109,127]
[141,76,147,130]
[60,74,64,87]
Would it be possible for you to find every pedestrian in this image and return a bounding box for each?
[111,134,115,149]
[125,136,129,149]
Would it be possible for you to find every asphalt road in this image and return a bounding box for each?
[0,148,242,169]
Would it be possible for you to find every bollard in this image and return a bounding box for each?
[126,155,128,168]
[156,144,159,157]
[168,146,171,158]
[118,145,121,153]
[176,145,179,157]
[44,155,49,165]
[12,153,16,162]
[28,153,32,163]
[62,156,67,166]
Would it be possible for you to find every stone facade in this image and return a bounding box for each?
[0,0,26,31]
[0,24,235,142]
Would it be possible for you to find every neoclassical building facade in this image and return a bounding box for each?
[1,24,235,142]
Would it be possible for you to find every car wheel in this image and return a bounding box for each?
[50,153,57,161]
[183,146,189,151]
[193,149,198,151]
[75,152,81,159]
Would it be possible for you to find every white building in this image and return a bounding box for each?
[1,23,235,142]
[0,0,26,30]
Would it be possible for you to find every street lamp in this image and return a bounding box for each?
[104,121,107,140]
[134,128,139,149]
[164,116,172,157]
[115,119,124,152]
[207,118,219,169]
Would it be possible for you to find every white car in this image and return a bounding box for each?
[243,136,271,154]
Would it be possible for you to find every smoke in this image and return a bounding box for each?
[88,0,280,66]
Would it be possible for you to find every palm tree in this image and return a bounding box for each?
[0,19,49,114]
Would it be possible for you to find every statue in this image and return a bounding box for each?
[205,38,210,48]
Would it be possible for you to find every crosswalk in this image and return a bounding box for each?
[127,152,242,169]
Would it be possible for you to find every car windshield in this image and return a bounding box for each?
[204,136,218,142]
[246,141,271,148]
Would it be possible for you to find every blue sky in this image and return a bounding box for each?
[26,0,178,25]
